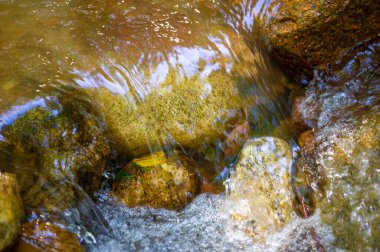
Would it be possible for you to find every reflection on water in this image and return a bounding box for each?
[0,0,300,250]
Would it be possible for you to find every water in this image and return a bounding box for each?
[0,0,313,251]
[95,193,335,252]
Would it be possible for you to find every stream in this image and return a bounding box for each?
[0,0,378,251]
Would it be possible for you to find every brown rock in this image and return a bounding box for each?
[14,220,84,252]
[0,172,24,251]
[295,41,380,250]
[249,0,380,77]
[112,152,200,210]
[292,130,325,218]
[222,120,249,157]
[298,130,316,154]
[291,97,307,128]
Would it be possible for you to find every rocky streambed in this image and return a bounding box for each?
[0,0,379,251]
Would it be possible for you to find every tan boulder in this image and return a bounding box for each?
[74,0,295,158]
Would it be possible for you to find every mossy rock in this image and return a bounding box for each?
[112,151,200,210]
[89,70,244,157]
[0,97,110,211]
[75,3,296,158]
[224,137,294,239]
[0,172,24,251]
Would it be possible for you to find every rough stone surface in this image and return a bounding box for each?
[112,151,200,210]
[0,172,24,251]
[298,42,380,250]
[233,0,380,77]
[90,71,243,157]
[224,137,294,239]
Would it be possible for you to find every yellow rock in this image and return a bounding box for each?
[112,151,200,210]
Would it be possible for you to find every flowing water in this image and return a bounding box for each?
[0,0,329,251]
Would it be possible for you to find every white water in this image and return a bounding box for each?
[94,193,335,252]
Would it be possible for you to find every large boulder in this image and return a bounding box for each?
[0,172,24,251]
[224,137,294,239]
[296,42,380,250]
[112,151,200,210]
[88,71,243,157]
[232,0,380,77]
[69,0,296,157]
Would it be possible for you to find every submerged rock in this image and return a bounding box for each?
[225,137,294,239]
[297,42,380,250]
[69,0,297,158]
[318,109,380,250]
[112,151,199,210]
[0,96,110,211]
[256,0,380,76]
[0,172,24,251]
[89,71,244,157]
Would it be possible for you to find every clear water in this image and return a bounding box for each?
[0,0,320,251]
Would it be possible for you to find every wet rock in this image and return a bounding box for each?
[0,97,110,211]
[222,120,250,157]
[0,172,24,251]
[299,42,380,250]
[256,0,380,76]
[112,151,200,210]
[71,0,298,158]
[13,220,84,252]
[297,131,315,153]
[225,137,294,238]
[291,97,308,130]
[301,42,380,129]
[89,71,244,157]
[270,119,303,141]
[292,158,325,218]
[294,130,325,194]
[318,109,380,250]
